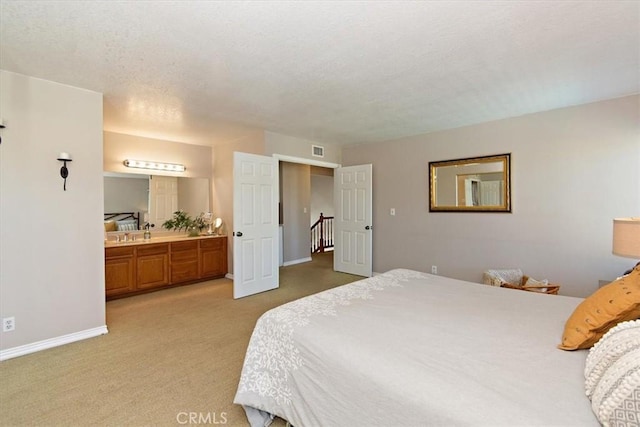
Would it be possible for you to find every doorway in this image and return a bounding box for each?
[279,162,335,269]
[231,153,373,299]
[310,166,335,254]
[276,156,374,277]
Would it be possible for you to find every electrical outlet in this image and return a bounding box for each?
[2,316,15,332]
[431,265,438,275]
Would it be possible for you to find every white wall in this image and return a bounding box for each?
[0,71,106,358]
[342,95,640,297]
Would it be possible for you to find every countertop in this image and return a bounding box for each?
[104,233,226,248]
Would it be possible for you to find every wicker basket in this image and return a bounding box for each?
[500,275,560,295]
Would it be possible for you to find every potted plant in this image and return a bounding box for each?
[162,211,209,237]
[191,213,209,236]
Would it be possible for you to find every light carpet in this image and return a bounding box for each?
[0,252,360,426]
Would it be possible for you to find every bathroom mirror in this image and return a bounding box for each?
[429,153,511,212]
[104,172,211,229]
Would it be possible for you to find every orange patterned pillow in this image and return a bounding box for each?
[558,265,640,350]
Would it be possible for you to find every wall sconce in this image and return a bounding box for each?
[57,152,72,191]
[123,159,186,172]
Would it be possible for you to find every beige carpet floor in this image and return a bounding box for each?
[0,252,360,426]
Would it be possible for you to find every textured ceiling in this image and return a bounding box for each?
[1,1,638,146]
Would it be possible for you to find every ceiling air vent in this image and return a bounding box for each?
[312,145,325,158]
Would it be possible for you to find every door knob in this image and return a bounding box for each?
[365,226,372,230]
[235,231,243,237]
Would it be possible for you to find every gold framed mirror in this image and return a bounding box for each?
[429,153,511,212]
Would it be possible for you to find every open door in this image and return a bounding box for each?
[334,164,373,277]
[233,152,279,299]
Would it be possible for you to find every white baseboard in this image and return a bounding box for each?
[225,273,234,280]
[0,325,109,362]
[283,257,312,267]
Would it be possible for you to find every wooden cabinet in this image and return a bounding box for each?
[105,246,135,297]
[200,237,228,278]
[136,244,170,290]
[171,240,199,284]
[105,236,228,300]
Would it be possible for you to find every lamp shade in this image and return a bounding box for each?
[612,218,640,258]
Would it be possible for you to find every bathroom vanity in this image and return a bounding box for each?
[104,235,227,300]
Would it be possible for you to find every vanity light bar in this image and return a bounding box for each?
[123,159,186,172]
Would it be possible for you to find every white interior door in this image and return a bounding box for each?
[149,175,178,226]
[480,180,502,205]
[334,164,373,277]
[233,152,279,299]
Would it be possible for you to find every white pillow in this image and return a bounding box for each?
[585,320,640,425]
[116,220,137,231]
[585,320,640,398]
[590,347,640,426]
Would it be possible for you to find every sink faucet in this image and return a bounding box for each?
[144,222,154,239]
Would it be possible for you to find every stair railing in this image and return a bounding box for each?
[311,213,334,253]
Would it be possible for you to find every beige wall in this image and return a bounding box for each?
[178,177,211,219]
[104,131,212,178]
[265,131,342,165]
[104,176,149,213]
[281,162,311,264]
[342,95,640,297]
[0,71,106,357]
[310,172,335,227]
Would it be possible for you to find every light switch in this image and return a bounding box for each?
[390,208,396,216]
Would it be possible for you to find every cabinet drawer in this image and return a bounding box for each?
[171,248,198,263]
[105,246,135,258]
[137,243,169,257]
[171,240,198,252]
[200,238,224,249]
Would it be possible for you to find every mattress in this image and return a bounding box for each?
[234,269,598,426]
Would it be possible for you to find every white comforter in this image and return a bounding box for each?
[234,269,598,426]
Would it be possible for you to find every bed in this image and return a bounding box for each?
[104,212,140,232]
[234,269,601,426]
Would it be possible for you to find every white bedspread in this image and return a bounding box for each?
[234,269,598,426]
